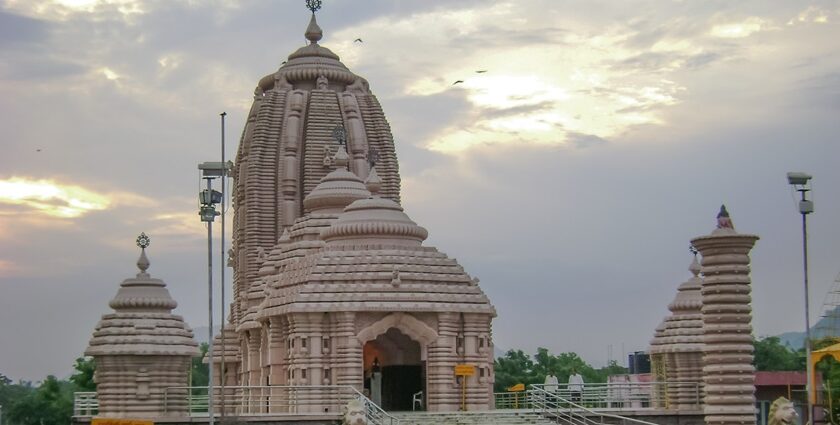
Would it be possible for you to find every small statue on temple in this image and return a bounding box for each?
[317,74,329,90]
[716,204,734,230]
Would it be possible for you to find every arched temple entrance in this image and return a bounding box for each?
[363,328,425,411]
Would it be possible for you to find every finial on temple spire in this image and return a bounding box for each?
[135,232,151,274]
[716,204,734,230]
[306,0,322,14]
[304,0,323,44]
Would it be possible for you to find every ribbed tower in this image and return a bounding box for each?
[85,234,198,418]
[232,11,401,329]
[649,256,705,410]
[691,206,759,425]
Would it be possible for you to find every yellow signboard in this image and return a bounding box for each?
[507,383,525,392]
[454,364,475,376]
[91,419,154,425]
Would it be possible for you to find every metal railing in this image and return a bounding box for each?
[527,381,702,410]
[529,386,660,425]
[162,385,399,425]
[495,390,532,409]
[73,392,99,417]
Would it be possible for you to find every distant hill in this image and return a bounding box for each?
[776,331,805,349]
[773,304,840,350]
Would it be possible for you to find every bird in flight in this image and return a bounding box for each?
[36,149,42,152]
[475,70,487,73]
[452,80,464,85]
[354,38,363,43]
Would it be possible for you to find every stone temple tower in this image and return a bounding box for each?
[86,234,198,418]
[223,7,496,413]
[231,12,400,329]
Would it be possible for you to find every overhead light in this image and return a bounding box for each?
[199,161,231,177]
[787,172,812,186]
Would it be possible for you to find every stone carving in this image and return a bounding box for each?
[769,397,798,425]
[346,77,370,95]
[343,399,367,425]
[317,74,329,90]
[274,74,293,91]
[323,146,333,167]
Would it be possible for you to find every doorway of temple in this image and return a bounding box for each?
[363,327,424,411]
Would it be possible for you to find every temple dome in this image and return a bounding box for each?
[321,196,429,246]
[649,257,704,354]
[257,13,362,91]
[86,247,197,357]
[303,151,371,214]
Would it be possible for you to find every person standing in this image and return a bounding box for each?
[544,372,559,393]
[568,368,585,403]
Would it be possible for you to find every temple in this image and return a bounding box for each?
[85,234,199,418]
[218,7,497,412]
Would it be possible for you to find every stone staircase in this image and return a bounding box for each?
[391,411,556,425]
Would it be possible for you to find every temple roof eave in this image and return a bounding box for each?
[257,302,497,318]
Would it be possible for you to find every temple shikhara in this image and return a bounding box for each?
[215,6,496,413]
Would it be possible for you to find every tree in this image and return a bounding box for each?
[0,374,35,425]
[70,357,96,392]
[494,348,619,393]
[190,343,210,397]
[6,376,73,425]
[753,336,804,371]
[494,349,537,392]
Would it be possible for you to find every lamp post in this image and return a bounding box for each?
[199,163,224,425]
[218,112,228,420]
[787,171,814,421]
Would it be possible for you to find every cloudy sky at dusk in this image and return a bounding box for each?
[1,0,839,382]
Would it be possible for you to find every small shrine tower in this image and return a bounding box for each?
[85,233,199,418]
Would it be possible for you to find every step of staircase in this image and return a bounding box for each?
[391,410,555,425]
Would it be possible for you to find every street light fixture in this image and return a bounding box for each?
[787,171,813,421]
[198,163,225,425]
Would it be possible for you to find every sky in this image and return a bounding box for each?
[1,0,839,382]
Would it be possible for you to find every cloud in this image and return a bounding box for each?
[0,177,161,220]
[334,5,690,154]
[788,6,832,25]
[710,17,771,39]
[0,56,86,81]
[566,131,609,149]
[0,10,49,46]
[3,0,146,22]
[0,178,111,218]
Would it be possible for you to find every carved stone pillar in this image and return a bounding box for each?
[268,316,287,387]
[341,93,369,179]
[335,312,363,390]
[691,207,759,425]
[463,313,493,410]
[427,312,459,412]
[246,330,262,412]
[280,90,306,230]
